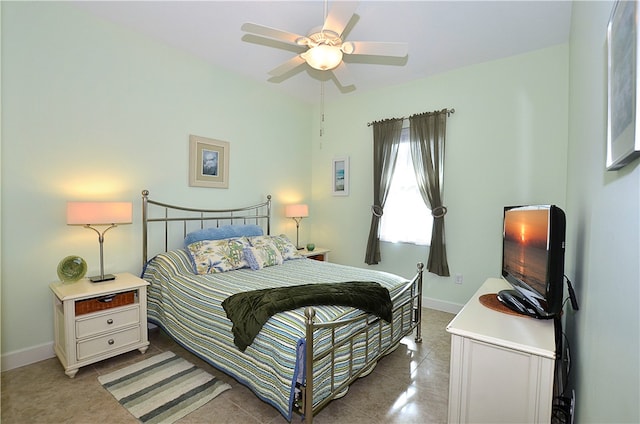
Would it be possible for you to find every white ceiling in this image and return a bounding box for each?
[71,1,573,105]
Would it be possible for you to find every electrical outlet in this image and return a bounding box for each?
[455,274,463,284]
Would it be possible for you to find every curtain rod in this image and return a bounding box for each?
[367,108,455,127]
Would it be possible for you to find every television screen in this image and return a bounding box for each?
[500,204,566,319]
[502,207,549,298]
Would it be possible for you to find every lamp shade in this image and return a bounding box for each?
[67,202,133,225]
[301,45,343,71]
[285,204,309,218]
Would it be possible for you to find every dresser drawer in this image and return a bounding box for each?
[75,305,140,339]
[76,326,141,361]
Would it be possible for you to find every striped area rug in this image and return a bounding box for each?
[98,351,231,424]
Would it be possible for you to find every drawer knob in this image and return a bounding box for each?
[107,319,114,325]
[108,339,115,345]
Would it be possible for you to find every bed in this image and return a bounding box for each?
[140,190,423,422]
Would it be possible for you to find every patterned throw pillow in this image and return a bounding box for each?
[249,235,302,261]
[186,237,250,274]
[243,245,283,270]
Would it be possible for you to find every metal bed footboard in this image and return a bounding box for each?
[296,263,424,423]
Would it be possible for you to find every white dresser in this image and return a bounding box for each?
[446,278,556,423]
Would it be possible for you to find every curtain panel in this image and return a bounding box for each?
[364,118,404,265]
[409,110,450,276]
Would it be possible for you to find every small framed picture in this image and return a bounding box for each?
[606,0,640,170]
[332,156,349,196]
[189,135,229,188]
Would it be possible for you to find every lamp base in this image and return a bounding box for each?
[89,274,116,283]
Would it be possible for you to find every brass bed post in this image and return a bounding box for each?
[304,306,315,423]
[266,195,272,235]
[142,190,149,267]
[415,262,424,343]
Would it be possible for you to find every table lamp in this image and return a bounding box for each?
[67,201,132,282]
[285,204,309,250]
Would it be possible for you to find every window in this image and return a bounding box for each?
[379,128,433,245]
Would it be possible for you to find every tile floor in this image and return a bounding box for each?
[1,308,454,424]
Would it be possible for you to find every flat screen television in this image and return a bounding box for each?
[499,204,566,319]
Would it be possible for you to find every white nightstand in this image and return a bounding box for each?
[299,247,330,262]
[49,272,149,378]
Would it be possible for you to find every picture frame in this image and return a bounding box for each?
[331,156,349,196]
[606,0,640,170]
[189,135,229,188]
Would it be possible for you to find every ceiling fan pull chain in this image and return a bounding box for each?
[320,81,325,138]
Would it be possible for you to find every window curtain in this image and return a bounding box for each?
[409,110,450,276]
[364,118,404,265]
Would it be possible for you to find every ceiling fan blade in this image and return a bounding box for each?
[322,1,358,37]
[345,41,408,57]
[241,22,308,45]
[268,55,307,77]
[332,62,355,87]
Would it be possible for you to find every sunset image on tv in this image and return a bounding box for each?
[502,208,550,294]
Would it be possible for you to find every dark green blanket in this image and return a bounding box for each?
[221,281,392,351]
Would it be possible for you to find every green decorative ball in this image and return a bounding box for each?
[306,243,315,252]
[57,256,87,283]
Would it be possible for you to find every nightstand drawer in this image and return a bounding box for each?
[76,306,140,339]
[76,326,141,360]
[75,291,135,315]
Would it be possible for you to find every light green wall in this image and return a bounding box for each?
[309,45,569,308]
[1,2,312,355]
[566,1,639,422]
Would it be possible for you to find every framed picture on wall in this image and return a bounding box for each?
[606,0,640,170]
[332,156,349,196]
[189,135,229,188]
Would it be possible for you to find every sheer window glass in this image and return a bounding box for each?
[379,128,433,245]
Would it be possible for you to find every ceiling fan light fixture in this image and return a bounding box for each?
[302,44,343,70]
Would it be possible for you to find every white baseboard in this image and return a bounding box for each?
[423,296,463,315]
[2,323,159,372]
[1,341,55,372]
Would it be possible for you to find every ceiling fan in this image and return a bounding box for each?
[241,1,408,87]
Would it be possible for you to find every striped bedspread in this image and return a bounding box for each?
[143,249,413,421]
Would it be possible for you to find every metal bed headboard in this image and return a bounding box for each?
[141,189,272,267]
